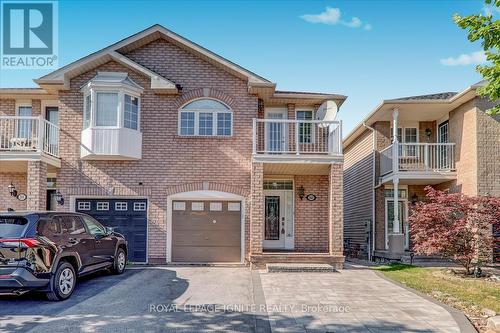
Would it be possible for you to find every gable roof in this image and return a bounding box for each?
[35,24,274,93]
[343,83,482,147]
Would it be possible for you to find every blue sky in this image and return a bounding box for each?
[0,0,487,135]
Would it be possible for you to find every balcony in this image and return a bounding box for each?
[0,116,60,167]
[252,119,342,164]
[379,142,456,184]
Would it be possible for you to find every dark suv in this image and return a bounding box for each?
[0,212,128,301]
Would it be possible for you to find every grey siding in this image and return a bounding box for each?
[343,129,374,259]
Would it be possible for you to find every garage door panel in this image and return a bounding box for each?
[172,230,241,247]
[75,199,147,263]
[172,200,241,263]
[172,246,241,262]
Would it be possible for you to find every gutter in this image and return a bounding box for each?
[363,122,376,262]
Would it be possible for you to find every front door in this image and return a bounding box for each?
[264,194,285,248]
[385,199,409,250]
[265,110,287,153]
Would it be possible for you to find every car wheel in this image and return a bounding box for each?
[46,261,76,301]
[111,248,127,275]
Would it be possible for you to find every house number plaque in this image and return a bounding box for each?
[306,194,316,201]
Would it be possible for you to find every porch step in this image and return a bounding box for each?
[266,263,337,273]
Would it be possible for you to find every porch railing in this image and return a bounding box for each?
[380,142,455,176]
[0,116,60,158]
[253,119,342,156]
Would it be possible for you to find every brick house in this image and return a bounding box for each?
[0,25,345,268]
[342,82,500,262]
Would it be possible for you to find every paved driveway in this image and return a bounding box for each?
[259,265,464,333]
[0,265,468,333]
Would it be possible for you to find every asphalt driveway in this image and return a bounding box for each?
[0,265,470,333]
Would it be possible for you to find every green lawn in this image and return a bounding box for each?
[373,264,500,314]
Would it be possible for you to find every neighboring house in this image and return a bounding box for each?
[342,82,500,262]
[0,25,345,268]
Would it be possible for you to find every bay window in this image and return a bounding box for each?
[179,98,232,136]
[80,72,144,160]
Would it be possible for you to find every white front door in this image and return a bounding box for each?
[263,190,294,249]
[265,109,287,153]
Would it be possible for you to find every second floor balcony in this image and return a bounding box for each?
[379,142,456,184]
[0,116,60,167]
[252,119,342,162]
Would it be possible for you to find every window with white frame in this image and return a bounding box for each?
[97,202,109,211]
[391,127,418,156]
[81,72,142,131]
[296,110,313,144]
[179,98,232,136]
[78,202,91,210]
[17,105,33,138]
[124,95,139,130]
[134,202,146,211]
[115,202,128,211]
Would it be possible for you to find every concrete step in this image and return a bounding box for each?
[266,263,337,273]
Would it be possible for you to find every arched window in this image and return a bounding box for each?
[179,98,232,136]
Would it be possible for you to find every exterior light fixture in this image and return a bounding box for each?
[425,128,432,141]
[298,185,305,200]
[8,183,17,197]
[411,193,418,204]
[54,190,64,206]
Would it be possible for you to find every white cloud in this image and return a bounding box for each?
[440,51,487,66]
[301,7,371,30]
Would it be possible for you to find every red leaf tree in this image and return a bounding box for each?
[410,186,500,274]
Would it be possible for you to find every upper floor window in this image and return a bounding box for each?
[179,98,232,136]
[81,72,143,131]
[297,110,314,144]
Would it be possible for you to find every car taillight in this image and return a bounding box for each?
[0,238,39,248]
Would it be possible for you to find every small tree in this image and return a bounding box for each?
[410,186,500,274]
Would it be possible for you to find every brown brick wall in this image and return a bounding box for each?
[250,162,264,255]
[449,100,478,195]
[0,99,15,115]
[0,173,27,211]
[27,161,47,211]
[329,163,344,256]
[56,38,258,261]
[475,104,500,196]
[419,121,436,143]
[294,174,329,252]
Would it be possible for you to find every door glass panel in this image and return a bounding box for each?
[265,196,280,240]
[46,107,59,126]
[438,122,449,169]
[266,112,284,152]
[387,200,404,234]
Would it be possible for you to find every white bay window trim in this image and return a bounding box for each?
[178,98,232,137]
[80,72,144,160]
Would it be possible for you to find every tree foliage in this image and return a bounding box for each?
[409,186,500,274]
[454,0,500,114]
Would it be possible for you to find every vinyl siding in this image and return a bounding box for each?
[343,129,374,259]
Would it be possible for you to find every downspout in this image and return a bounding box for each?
[363,122,376,262]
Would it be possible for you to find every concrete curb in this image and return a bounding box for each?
[374,270,478,333]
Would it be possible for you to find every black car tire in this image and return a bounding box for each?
[111,248,127,275]
[46,261,76,301]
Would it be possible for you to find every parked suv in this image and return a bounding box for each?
[0,212,128,301]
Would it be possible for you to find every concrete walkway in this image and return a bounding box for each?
[259,264,464,333]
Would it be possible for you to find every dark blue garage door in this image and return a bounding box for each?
[75,198,147,263]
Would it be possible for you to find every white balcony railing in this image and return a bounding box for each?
[0,116,60,158]
[380,142,455,176]
[253,119,342,156]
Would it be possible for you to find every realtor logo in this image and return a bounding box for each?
[1,1,58,69]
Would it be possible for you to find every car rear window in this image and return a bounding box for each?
[0,217,29,238]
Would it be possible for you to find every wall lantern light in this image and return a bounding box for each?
[411,193,418,204]
[425,128,432,141]
[54,190,65,206]
[8,182,17,197]
[298,185,305,200]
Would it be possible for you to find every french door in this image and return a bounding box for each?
[265,110,287,153]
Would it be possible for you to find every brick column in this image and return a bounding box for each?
[27,161,47,211]
[250,162,264,255]
[328,163,343,255]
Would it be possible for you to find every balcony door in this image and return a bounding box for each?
[45,106,59,153]
[438,121,450,169]
[265,109,287,153]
